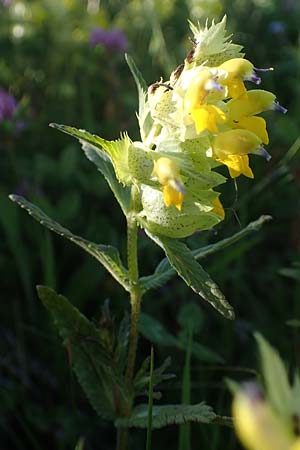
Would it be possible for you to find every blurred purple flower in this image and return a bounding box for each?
[0,89,17,122]
[1,0,12,6]
[268,21,286,35]
[90,27,128,53]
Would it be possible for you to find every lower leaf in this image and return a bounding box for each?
[115,403,216,429]
[37,286,129,420]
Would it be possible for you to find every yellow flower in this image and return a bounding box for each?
[152,157,185,210]
[211,129,262,178]
[233,384,293,450]
[191,104,227,134]
[218,58,261,98]
[225,89,287,145]
[185,68,224,110]
[212,197,225,219]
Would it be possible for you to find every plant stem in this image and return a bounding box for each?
[125,196,142,384]
[116,186,143,450]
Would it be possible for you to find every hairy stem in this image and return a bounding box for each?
[116,186,142,450]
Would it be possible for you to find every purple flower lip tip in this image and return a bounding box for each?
[249,74,261,85]
[254,146,272,161]
[274,102,288,114]
[210,80,224,91]
[241,382,265,403]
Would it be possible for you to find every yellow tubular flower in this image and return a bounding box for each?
[227,90,276,119]
[231,116,269,145]
[225,89,287,145]
[152,157,185,210]
[233,385,293,450]
[185,68,220,110]
[162,184,184,211]
[212,129,262,178]
[218,58,261,98]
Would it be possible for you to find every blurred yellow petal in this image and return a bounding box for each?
[212,197,225,218]
[233,388,293,450]
[234,116,269,145]
[153,157,180,185]
[218,154,254,178]
[290,438,300,450]
[163,184,184,210]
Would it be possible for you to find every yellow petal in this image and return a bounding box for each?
[212,197,225,219]
[218,58,254,80]
[163,184,184,210]
[290,438,300,450]
[213,129,262,156]
[185,68,214,111]
[218,154,254,178]
[233,116,269,144]
[191,105,226,134]
[227,90,276,120]
[233,390,293,450]
[227,78,247,99]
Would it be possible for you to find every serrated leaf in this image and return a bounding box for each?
[255,333,292,419]
[82,142,130,214]
[145,231,234,319]
[10,195,130,292]
[37,286,129,420]
[50,123,133,185]
[140,215,271,292]
[115,402,216,429]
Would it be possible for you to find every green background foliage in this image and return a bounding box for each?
[1,0,299,449]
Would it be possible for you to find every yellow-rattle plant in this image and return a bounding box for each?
[10,16,285,450]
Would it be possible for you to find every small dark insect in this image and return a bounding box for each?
[172,64,184,81]
[149,82,174,94]
[185,47,195,64]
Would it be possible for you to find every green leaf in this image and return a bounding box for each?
[10,195,130,292]
[189,341,224,364]
[255,333,292,419]
[50,123,133,185]
[37,286,129,420]
[138,313,223,363]
[146,231,234,320]
[177,303,204,334]
[125,54,153,141]
[125,54,147,117]
[134,356,175,394]
[140,215,272,293]
[115,402,216,429]
[279,266,300,282]
[82,143,130,214]
[138,313,178,347]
